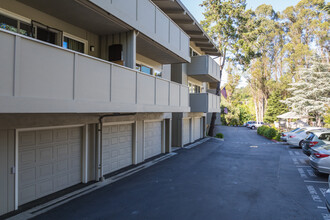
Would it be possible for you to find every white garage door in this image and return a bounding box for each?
[194,118,201,141]
[145,121,162,159]
[18,127,82,205]
[102,123,133,174]
[182,118,190,145]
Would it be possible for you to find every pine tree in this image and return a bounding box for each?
[283,58,330,125]
[264,90,287,123]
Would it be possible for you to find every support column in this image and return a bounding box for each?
[125,30,136,69]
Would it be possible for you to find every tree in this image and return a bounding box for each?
[264,90,288,123]
[282,57,330,125]
[200,0,256,135]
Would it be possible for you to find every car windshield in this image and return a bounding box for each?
[290,128,300,132]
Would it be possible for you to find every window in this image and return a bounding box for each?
[0,12,32,37]
[63,35,86,53]
[136,64,153,75]
[32,21,62,46]
[189,47,199,57]
[188,82,201,94]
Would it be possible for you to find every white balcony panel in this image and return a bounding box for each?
[137,74,155,105]
[76,55,110,102]
[90,0,190,62]
[0,33,14,96]
[19,38,74,100]
[155,10,170,45]
[170,84,180,107]
[187,55,221,83]
[0,30,190,113]
[111,65,136,104]
[190,93,220,113]
[156,79,169,106]
[181,87,189,108]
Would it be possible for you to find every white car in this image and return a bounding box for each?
[247,122,264,129]
[287,127,323,147]
[281,128,300,141]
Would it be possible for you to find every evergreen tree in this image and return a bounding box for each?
[264,90,287,123]
[283,58,330,125]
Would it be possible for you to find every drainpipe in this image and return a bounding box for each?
[97,113,136,181]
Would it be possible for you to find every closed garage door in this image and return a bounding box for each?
[102,123,133,174]
[145,121,162,159]
[194,118,201,141]
[182,118,190,145]
[18,127,82,205]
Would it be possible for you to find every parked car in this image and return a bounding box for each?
[244,121,256,127]
[286,127,323,147]
[309,144,330,174]
[281,128,300,141]
[302,129,330,156]
[325,175,330,212]
[247,122,264,129]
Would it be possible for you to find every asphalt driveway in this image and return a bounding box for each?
[31,126,329,220]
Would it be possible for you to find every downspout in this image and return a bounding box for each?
[97,113,136,181]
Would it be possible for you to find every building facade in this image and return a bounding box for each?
[0,0,221,216]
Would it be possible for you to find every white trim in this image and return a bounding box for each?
[133,121,138,165]
[82,125,89,183]
[102,121,135,126]
[14,129,18,210]
[142,120,145,161]
[16,124,84,132]
[63,32,88,54]
[0,8,31,23]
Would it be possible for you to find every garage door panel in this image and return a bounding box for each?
[36,130,53,145]
[145,121,162,159]
[19,127,82,205]
[53,129,68,142]
[103,124,133,174]
[182,119,190,145]
[194,118,201,141]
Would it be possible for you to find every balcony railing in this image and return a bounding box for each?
[187,55,220,82]
[0,29,190,113]
[189,93,220,113]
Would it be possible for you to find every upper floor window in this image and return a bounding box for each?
[188,82,201,94]
[136,64,153,75]
[63,33,87,54]
[189,47,199,57]
[0,11,32,37]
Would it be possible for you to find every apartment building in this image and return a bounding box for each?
[0,0,221,216]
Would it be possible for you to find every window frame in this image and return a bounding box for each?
[0,8,32,36]
[63,32,88,54]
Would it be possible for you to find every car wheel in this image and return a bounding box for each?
[251,126,255,130]
[299,140,304,148]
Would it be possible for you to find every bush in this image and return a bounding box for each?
[257,126,268,135]
[275,132,281,141]
[264,128,277,139]
[215,133,224,139]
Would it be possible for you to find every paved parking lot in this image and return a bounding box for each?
[24,126,330,220]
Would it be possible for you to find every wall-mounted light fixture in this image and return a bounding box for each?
[90,46,95,52]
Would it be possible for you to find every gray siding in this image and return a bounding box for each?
[90,0,190,62]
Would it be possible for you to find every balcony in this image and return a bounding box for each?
[187,55,220,82]
[189,93,220,113]
[0,30,190,113]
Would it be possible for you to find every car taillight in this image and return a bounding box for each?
[282,134,286,137]
[309,141,319,147]
[314,153,330,158]
[289,135,295,138]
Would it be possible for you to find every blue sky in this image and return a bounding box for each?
[181,0,302,22]
[180,0,302,87]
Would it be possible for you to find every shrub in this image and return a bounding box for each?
[264,128,277,139]
[215,133,224,139]
[275,132,281,141]
[257,126,268,135]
